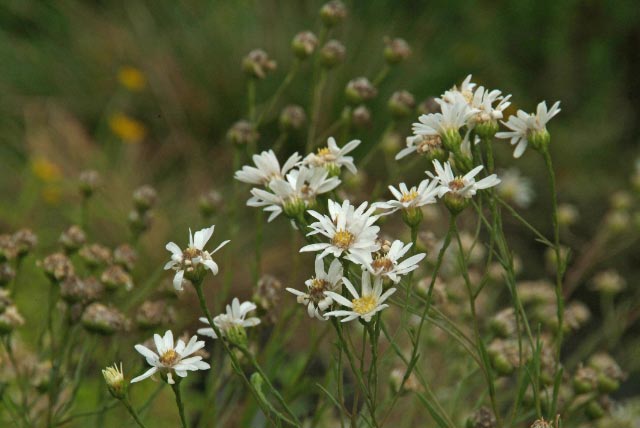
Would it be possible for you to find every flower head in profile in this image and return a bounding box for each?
[324,271,396,322]
[247,166,340,222]
[303,137,361,175]
[131,330,210,385]
[362,240,426,283]
[429,160,501,199]
[234,150,301,186]
[102,362,126,399]
[395,133,447,161]
[286,257,343,319]
[411,100,477,150]
[440,74,477,105]
[373,179,439,215]
[164,226,229,291]
[496,101,561,158]
[198,298,260,342]
[467,86,511,127]
[300,200,380,265]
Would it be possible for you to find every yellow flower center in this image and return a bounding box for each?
[416,135,442,154]
[449,177,465,191]
[400,190,419,203]
[309,278,329,301]
[317,147,330,156]
[159,349,179,366]
[332,229,355,249]
[352,295,377,315]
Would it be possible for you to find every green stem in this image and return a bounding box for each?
[121,398,150,428]
[171,382,188,428]
[247,79,257,122]
[306,69,328,152]
[372,64,390,87]
[257,61,300,127]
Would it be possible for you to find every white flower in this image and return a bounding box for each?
[413,100,475,138]
[440,74,477,105]
[395,133,446,160]
[300,200,380,265]
[372,179,439,215]
[247,166,340,222]
[362,240,426,283]
[468,86,512,125]
[303,137,361,174]
[286,257,343,319]
[324,271,396,322]
[198,298,260,339]
[497,168,534,208]
[131,330,210,385]
[428,160,501,199]
[496,101,561,158]
[164,226,229,291]
[234,150,301,186]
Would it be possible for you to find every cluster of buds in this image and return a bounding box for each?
[129,185,157,238]
[0,229,37,262]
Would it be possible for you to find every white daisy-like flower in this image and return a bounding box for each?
[197,298,260,339]
[496,101,561,158]
[360,240,426,283]
[467,86,512,126]
[164,226,229,291]
[412,99,477,142]
[428,160,501,199]
[131,330,210,385]
[286,257,343,319]
[300,200,380,265]
[234,150,301,186]
[440,74,477,105]
[497,168,534,208]
[324,271,396,322]
[395,133,446,160]
[303,137,361,174]
[372,179,439,215]
[247,166,340,222]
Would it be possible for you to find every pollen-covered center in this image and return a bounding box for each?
[416,135,442,154]
[332,229,355,249]
[159,349,179,366]
[309,278,329,302]
[371,256,394,273]
[352,295,378,315]
[317,147,336,162]
[400,190,419,203]
[449,177,466,192]
[183,247,202,260]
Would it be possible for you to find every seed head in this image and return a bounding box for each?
[40,252,75,283]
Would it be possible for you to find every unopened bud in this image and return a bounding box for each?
[388,90,415,118]
[466,407,496,428]
[529,128,551,152]
[242,49,277,79]
[128,209,154,236]
[320,1,347,27]
[199,189,224,218]
[591,270,625,295]
[401,206,423,227]
[557,203,579,227]
[227,120,259,146]
[443,192,469,215]
[345,77,377,104]
[490,308,516,338]
[279,105,307,132]
[59,225,86,254]
[114,244,138,272]
[79,244,113,269]
[383,37,411,64]
[79,170,101,198]
[0,306,25,335]
[40,252,75,283]
[351,105,371,129]
[0,263,15,287]
[101,265,133,292]
[102,363,127,399]
[0,234,17,261]
[60,275,104,304]
[320,39,346,68]
[132,185,157,211]
[81,303,129,335]
[136,300,176,329]
[291,31,318,59]
[12,229,37,258]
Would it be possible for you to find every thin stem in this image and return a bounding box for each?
[171,382,188,428]
[121,398,150,428]
[257,60,300,127]
[306,69,328,152]
[247,79,257,122]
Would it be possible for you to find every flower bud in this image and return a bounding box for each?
[529,128,551,152]
[0,306,25,335]
[417,97,441,115]
[466,407,496,428]
[0,234,17,261]
[59,225,86,254]
[490,308,516,338]
[573,365,598,393]
[388,90,415,118]
[443,192,469,215]
[383,37,411,64]
[102,363,127,399]
[557,203,579,227]
[440,129,463,152]
[227,120,259,146]
[132,185,158,212]
[128,209,154,236]
[389,367,421,395]
[320,40,346,68]
[60,275,104,304]
[40,252,75,283]
[79,170,101,198]
[591,270,625,295]
[345,77,377,104]
[279,105,307,132]
[585,400,605,420]
[242,49,277,79]
[351,105,371,129]
[114,244,138,272]
[253,274,282,324]
[101,265,133,292]
[474,119,500,140]
[81,303,129,335]
[320,1,347,27]
[199,189,224,219]
[381,131,402,155]
[291,31,318,59]
[283,197,307,220]
[401,206,423,227]
[136,300,176,329]
[0,263,15,287]
[12,229,37,258]
[79,244,113,269]
[226,324,248,347]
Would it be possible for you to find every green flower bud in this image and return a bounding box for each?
[320,39,346,68]
[279,105,307,132]
[283,198,307,220]
[345,77,377,104]
[227,120,259,146]
[383,37,411,64]
[529,128,551,152]
[291,31,318,59]
[474,119,500,140]
[401,207,423,227]
[320,1,347,27]
[102,363,127,400]
[443,192,469,215]
[388,90,415,118]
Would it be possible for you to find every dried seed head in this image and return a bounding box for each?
[320,0,347,27]
[564,301,591,330]
[388,90,415,118]
[132,185,158,211]
[351,105,372,129]
[81,303,129,335]
[383,37,411,64]
[59,225,86,253]
[242,49,277,79]
[59,275,104,304]
[0,306,25,335]
[135,300,176,329]
[40,252,75,283]
[345,77,377,104]
[79,244,113,269]
[12,229,37,257]
[114,244,138,272]
[199,189,224,218]
[79,170,101,197]
[320,39,346,68]
[0,263,15,287]
[101,265,133,292]
[291,31,318,59]
[530,418,552,428]
[279,105,307,132]
[227,120,260,146]
[517,280,556,305]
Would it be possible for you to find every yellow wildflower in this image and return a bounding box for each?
[117,66,146,91]
[108,113,146,144]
